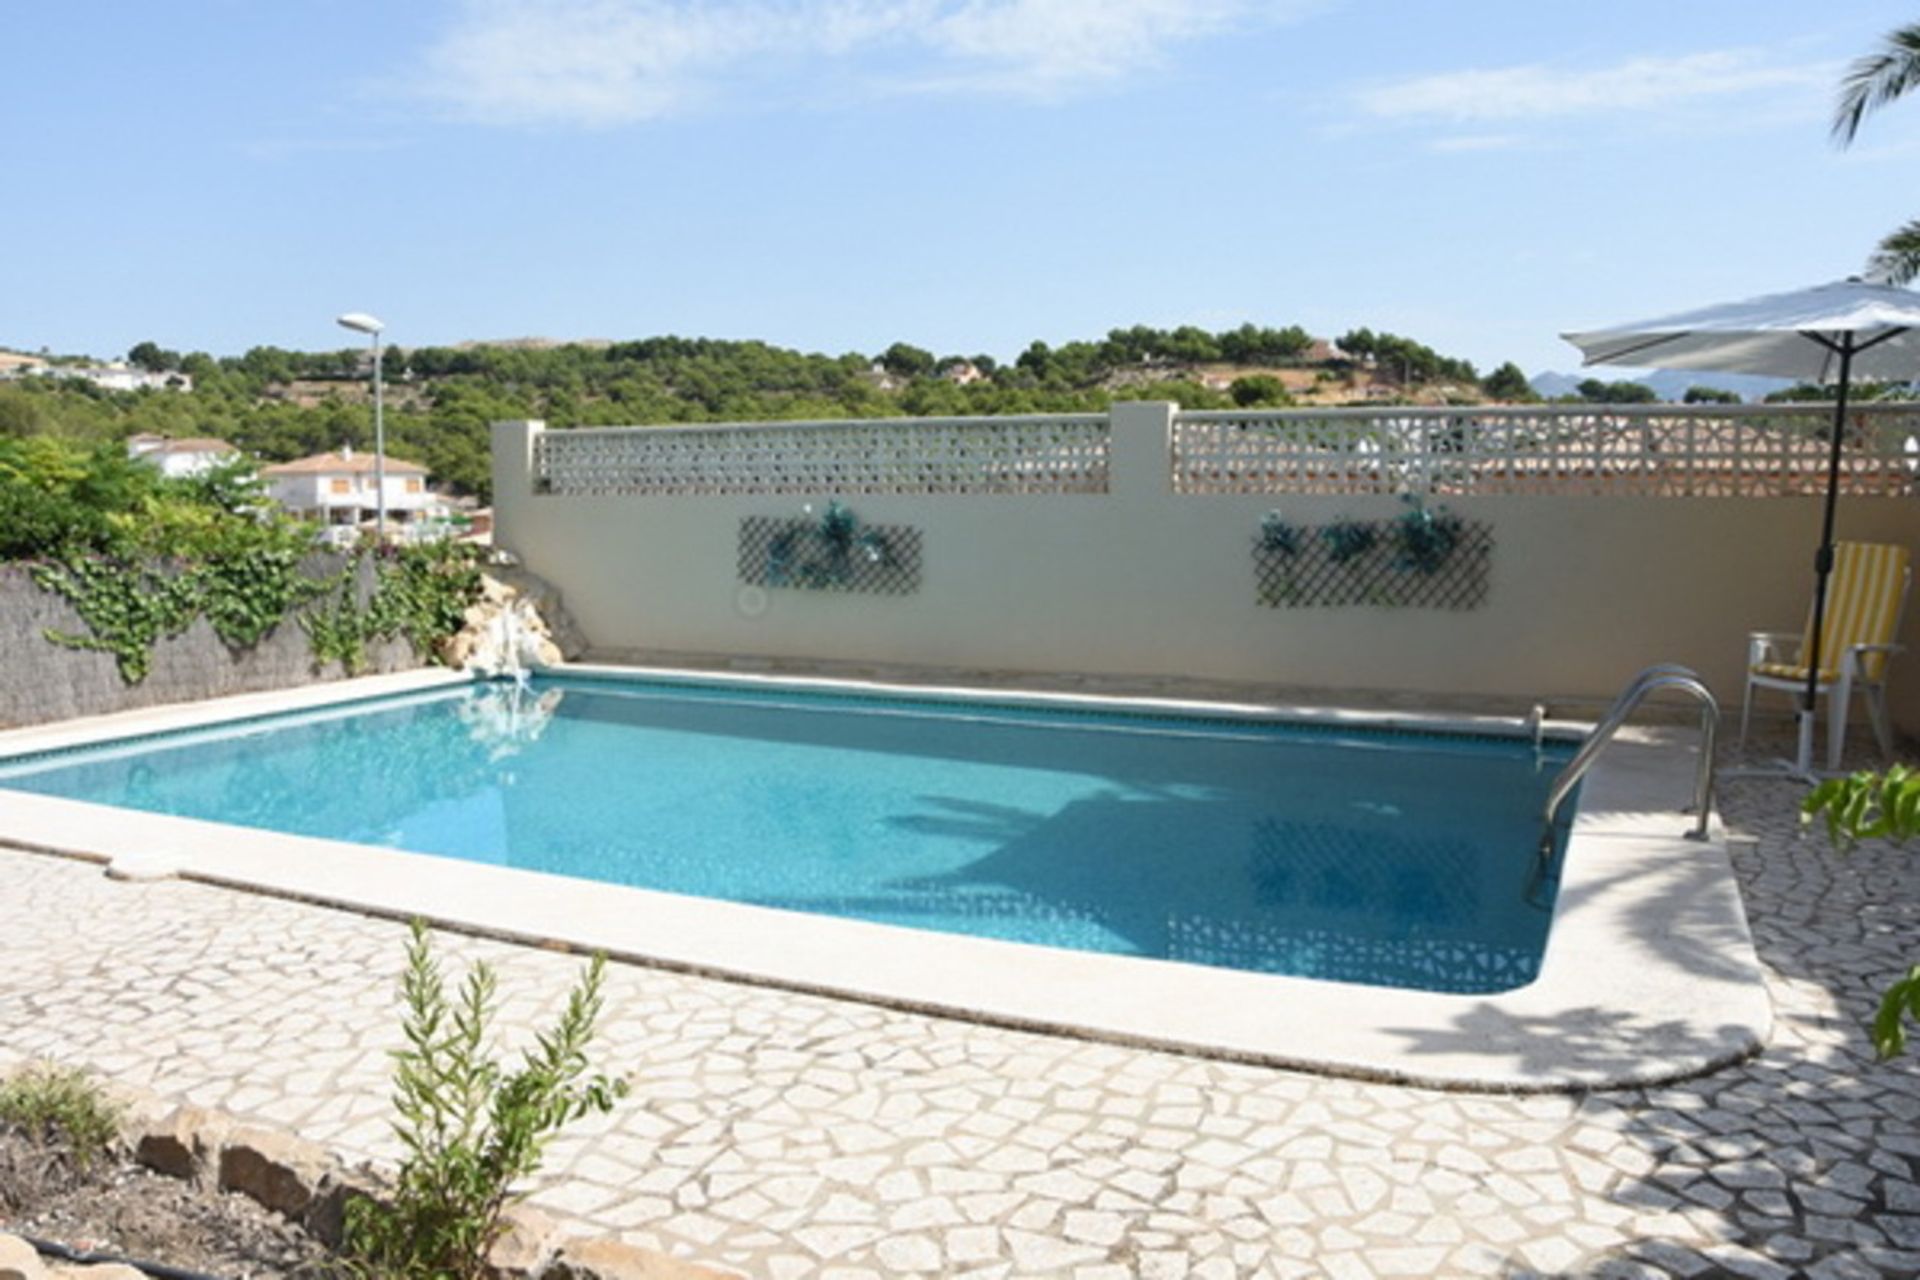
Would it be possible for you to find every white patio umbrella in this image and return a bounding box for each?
[1564,277,1920,774]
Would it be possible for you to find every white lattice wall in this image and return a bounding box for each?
[533,415,1110,497]
[491,407,1920,729]
[1171,405,1920,497]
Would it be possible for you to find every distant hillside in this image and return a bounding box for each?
[0,323,1499,500]
[1530,369,1791,403]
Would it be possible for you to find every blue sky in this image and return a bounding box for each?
[6,1,1919,376]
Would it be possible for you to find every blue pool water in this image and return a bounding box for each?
[0,677,1575,994]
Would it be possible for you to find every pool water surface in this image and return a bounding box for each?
[0,677,1575,994]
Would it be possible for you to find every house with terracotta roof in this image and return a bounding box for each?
[261,447,437,530]
[126,434,240,479]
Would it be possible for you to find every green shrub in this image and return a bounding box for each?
[1229,374,1292,407]
[0,1062,122,1170]
[344,921,627,1280]
[1803,765,1920,850]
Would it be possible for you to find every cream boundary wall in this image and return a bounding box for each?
[492,406,1920,730]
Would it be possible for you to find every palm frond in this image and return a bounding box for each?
[1867,219,1920,286]
[1834,23,1920,145]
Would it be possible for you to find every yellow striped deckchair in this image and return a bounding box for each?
[1741,541,1911,771]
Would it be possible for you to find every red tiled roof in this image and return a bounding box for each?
[261,451,429,476]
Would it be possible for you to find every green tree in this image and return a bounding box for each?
[1833,22,1920,282]
[1229,374,1291,407]
[127,341,180,373]
[1577,377,1657,404]
[1682,385,1742,404]
[878,342,935,379]
[0,388,45,438]
[1482,362,1533,401]
[1869,219,1920,288]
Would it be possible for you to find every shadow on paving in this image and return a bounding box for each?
[1486,742,1920,1278]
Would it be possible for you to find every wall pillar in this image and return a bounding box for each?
[1107,401,1174,501]
[490,419,544,558]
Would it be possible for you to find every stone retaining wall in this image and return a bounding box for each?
[0,555,420,731]
[0,1082,725,1280]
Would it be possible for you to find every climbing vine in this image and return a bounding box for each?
[32,558,205,683]
[35,539,484,683]
[300,543,485,675]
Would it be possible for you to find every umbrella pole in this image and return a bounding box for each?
[1802,335,1855,773]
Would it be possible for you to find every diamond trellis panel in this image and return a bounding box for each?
[1174,406,1920,497]
[1253,519,1493,609]
[738,516,923,595]
[535,416,1109,497]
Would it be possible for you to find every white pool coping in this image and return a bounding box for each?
[0,665,1772,1093]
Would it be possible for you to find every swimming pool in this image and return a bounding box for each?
[0,673,1574,996]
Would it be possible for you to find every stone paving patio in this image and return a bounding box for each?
[3,741,1920,1278]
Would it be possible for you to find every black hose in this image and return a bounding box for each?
[17,1232,232,1280]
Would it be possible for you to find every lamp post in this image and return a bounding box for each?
[335,312,386,541]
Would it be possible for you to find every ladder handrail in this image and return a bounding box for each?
[1540,664,1719,861]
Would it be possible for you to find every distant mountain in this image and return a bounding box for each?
[1530,369,1792,403]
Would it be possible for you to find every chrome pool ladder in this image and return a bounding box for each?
[1539,663,1719,863]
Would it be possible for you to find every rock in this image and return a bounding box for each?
[0,1233,47,1280]
[133,1105,226,1186]
[303,1166,387,1248]
[487,566,589,658]
[217,1126,331,1217]
[441,629,479,669]
[544,1237,735,1280]
[107,1084,169,1156]
[455,592,569,677]
[484,1205,558,1280]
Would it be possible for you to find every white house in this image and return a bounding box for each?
[126,435,240,479]
[31,362,192,392]
[262,448,438,531]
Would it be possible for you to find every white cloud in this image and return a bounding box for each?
[1427,133,1531,154]
[923,0,1246,96]
[1355,49,1827,125]
[413,0,1276,125]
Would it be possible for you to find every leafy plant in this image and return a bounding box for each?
[1322,519,1377,564]
[301,571,377,674]
[764,501,899,590]
[363,543,487,658]
[1803,765,1920,1058]
[1258,510,1300,557]
[1803,765,1920,850]
[300,546,483,676]
[0,1062,122,1171]
[32,557,203,682]
[1394,494,1464,575]
[1871,967,1920,1060]
[817,499,857,553]
[344,921,627,1280]
[764,527,799,586]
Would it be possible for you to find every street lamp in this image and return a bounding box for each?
[335,311,387,541]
